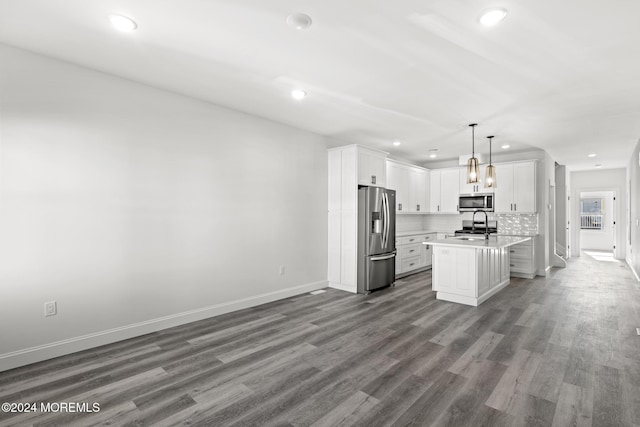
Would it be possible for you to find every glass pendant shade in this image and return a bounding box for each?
[467,157,480,183]
[484,164,496,188]
[467,123,479,183]
[484,135,496,188]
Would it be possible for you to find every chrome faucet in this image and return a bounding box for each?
[472,210,490,240]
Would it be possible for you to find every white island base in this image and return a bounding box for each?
[428,236,531,306]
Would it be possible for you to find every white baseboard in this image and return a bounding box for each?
[535,265,552,276]
[435,279,510,307]
[0,280,327,373]
[328,282,357,293]
[626,257,640,282]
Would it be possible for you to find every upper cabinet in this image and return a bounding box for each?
[358,148,387,187]
[387,161,410,212]
[386,160,429,213]
[410,168,428,213]
[459,167,495,194]
[494,161,536,213]
[430,168,459,213]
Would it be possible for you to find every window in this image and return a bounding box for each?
[580,198,604,230]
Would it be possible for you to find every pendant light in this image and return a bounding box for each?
[485,135,497,188]
[467,123,480,183]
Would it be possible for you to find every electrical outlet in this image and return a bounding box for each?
[44,301,57,317]
[279,265,285,275]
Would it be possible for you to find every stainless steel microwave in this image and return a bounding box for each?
[458,193,494,212]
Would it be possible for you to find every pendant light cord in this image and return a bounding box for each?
[488,136,493,164]
[469,123,477,157]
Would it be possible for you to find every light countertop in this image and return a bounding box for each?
[396,230,454,237]
[425,235,531,249]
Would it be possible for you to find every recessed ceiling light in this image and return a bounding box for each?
[286,13,312,30]
[109,14,137,32]
[501,144,510,149]
[479,8,507,27]
[588,153,597,158]
[393,141,401,146]
[595,164,602,168]
[429,154,437,158]
[291,89,307,100]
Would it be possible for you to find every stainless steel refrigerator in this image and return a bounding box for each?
[357,186,396,294]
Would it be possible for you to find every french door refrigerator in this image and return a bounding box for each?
[357,186,396,294]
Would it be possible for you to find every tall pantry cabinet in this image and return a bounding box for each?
[328,145,387,293]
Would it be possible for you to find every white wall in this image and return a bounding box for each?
[579,191,615,251]
[626,140,640,279]
[570,168,627,259]
[0,45,328,370]
[555,164,568,258]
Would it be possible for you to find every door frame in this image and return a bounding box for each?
[571,187,620,258]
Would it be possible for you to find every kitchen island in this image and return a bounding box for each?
[425,236,532,306]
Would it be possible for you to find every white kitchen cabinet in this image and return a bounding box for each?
[459,167,494,194]
[386,161,410,212]
[508,238,535,279]
[358,148,387,187]
[430,168,459,213]
[396,232,435,278]
[494,161,536,213]
[410,168,428,213]
[328,145,388,293]
[429,170,441,213]
[386,160,428,213]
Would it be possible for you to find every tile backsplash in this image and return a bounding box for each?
[396,215,424,232]
[400,212,540,235]
[492,213,538,235]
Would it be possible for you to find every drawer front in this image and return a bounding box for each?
[399,243,422,258]
[509,242,533,261]
[400,233,436,246]
[402,255,422,272]
[400,235,421,245]
[510,257,533,272]
[509,246,531,258]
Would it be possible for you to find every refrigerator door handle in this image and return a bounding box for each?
[383,192,390,248]
[381,192,387,248]
[370,252,396,261]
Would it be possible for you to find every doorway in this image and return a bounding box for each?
[579,191,615,254]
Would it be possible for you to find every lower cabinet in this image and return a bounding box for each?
[396,233,435,278]
[508,238,535,279]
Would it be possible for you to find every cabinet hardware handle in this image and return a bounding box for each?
[409,263,415,266]
[514,203,517,211]
[409,249,415,253]
[371,175,376,184]
[409,238,414,241]
[510,264,515,267]
[438,205,440,212]
[398,203,402,211]
[417,204,420,211]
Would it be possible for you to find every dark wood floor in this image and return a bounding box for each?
[2,252,640,426]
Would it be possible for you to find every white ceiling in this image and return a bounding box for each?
[1,0,639,170]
